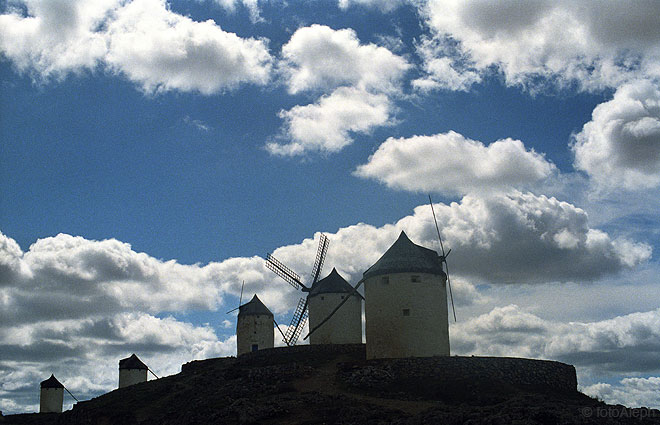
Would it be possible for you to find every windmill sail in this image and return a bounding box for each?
[429,195,457,322]
[226,280,246,314]
[310,234,329,285]
[265,234,329,346]
[266,254,305,290]
[284,297,309,346]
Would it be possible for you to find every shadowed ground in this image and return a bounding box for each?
[4,344,660,424]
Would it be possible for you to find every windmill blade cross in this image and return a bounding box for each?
[266,254,306,290]
[310,234,329,285]
[284,297,309,346]
[429,195,457,322]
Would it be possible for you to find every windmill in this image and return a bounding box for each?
[226,281,287,353]
[265,233,329,346]
[305,197,456,346]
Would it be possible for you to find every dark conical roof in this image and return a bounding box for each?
[362,231,446,280]
[119,354,148,370]
[309,268,363,299]
[238,294,273,316]
[40,374,64,389]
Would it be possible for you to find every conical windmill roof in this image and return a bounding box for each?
[238,294,273,316]
[309,268,363,299]
[40,374,64,388]
[119,353,148,370]
[363,231,446,280]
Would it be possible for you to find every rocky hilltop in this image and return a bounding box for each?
[4,344,660,424]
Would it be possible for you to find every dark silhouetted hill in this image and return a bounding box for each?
[4,344,660,424]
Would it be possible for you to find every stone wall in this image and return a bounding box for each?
[339,354,578,397]
[182,344,577,396]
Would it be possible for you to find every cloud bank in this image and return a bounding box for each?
[0,189,652,412]
[453,304,660,377]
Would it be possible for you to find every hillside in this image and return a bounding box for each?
[4,344,660,425]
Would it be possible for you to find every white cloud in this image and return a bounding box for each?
[272,25,408,155]
[212,0,262,23]
[337,0,406,12]
[0,0,117,78]
[267,192,650,286]
[412,36,481,92]
[454,305,660,379]
[583,377,660,409]
[420,0,660,92]
[0,232,31,285]
[267,87,390,156]
[572,80,660,190]
[0,0,273,93]
[0,191,649,323]
[449,278,488,307]
[416,192,651,283]
[105,0,272,94]
[355,131,556,195]
[280,24,410,94]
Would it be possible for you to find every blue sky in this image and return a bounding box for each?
[2,0,660,413]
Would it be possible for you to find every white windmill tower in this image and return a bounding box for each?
[39,375,63,413]
[306,197,456,359]
[266,234,362,345]
[119,354,157,388]
[233,293,275,355]
[227,282,285,355]
[39,374,78,413]
[306,267,362,344]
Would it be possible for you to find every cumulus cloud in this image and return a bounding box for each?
[272,25,408,156]
[572,80,660,190]
[416,192,651,283]
[0,0,116,78]
[0,0,273,93]
[280,24,410,94]
[0,232,299,327]
[267,87,390,155]
[0,232,31,285]
[419,0,660,92]
[105,0,271,94]
[355,131,556,195]
[583,377,660,409]
[453,305,660,378]
[266,192,650,286]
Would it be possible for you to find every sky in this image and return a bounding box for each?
[1,0,660,414]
